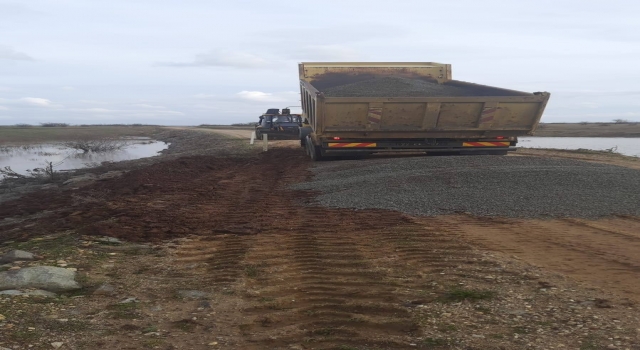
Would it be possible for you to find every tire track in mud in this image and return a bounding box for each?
[233,220,517,349]
[430,215,640,301]
[238,231,421,350]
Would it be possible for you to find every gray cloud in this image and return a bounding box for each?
[0,45,34,61]
[1,0,639,125]
[0,2,38,19]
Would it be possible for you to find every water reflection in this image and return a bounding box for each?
[0,139,168,177]
[520,137,640,157]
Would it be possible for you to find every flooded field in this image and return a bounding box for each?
[0,139,168,177]
[520,137,640,157]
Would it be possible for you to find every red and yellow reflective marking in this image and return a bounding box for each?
[462,141,510,147]
[328,143,377,148]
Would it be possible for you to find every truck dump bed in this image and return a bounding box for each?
[299,62,550,140]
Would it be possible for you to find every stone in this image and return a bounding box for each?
[198,301,212,309]
[177,290,210,300]
[98,171,124,181]
[97,237,123,245]
[0,266,81,292]
[93,283,116,296]
[25,290,57,298]
[119,297,138,304]
[51,342,64,349]
[63,174,97,186]
[0,290,24,296]
[0,250,35,263]
[0,314,5,321]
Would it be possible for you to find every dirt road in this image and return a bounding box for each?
[166,126,252,139]
[1,135,639,349]
[421,215,640,301]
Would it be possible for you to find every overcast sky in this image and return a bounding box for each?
[1,0,639,125]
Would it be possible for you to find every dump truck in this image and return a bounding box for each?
[298,62,550,160]
[255,108,303,140]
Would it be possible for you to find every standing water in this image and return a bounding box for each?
[519,137,640,158]
[0,139,168,177]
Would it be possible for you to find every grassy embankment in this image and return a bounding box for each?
[0,126,161,145]
[535,122,640,137]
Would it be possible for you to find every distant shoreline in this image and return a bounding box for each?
[533,123,640,137]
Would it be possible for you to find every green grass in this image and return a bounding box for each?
[422,337,450,347]
[172,319,198,332]
[311,327,338,336]
[244,264,260,278]
[512,326,529,334]
[142,339,165,348]
[42,319,88,332]
[10,329,42,341]
[336,346,360,350]
[580,336,602,350]
[11,233,78,259]
[0,126,160,145]
[142,325,158,333]
[107,302,140,319]
[439,288,495,302]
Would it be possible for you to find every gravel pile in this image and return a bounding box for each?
[292,156,640,218]
[321,77,515,97]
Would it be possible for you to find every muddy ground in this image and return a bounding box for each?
[1,129,639,350]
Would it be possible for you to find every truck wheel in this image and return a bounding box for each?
[306,136,323,161]
[255,130,262,140]
[300,138,306,147]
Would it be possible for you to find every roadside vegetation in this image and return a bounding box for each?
[0,125,160,145]
[535,121,640,137]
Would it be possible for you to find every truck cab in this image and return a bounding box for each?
[255,108,302,140]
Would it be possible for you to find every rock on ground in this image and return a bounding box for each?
[63,173,97,186]
[0,250,35,263]
[0,266,81,292]
[177,290,210,300]
[93,283,116,295]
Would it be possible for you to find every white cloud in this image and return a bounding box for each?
[84,108,112,113]
[0,45,34,61]
[236,91,299,103]
[20,97,53,107]
[61,86,75,91]
[160,50,274,69]
[79,100,108,105]
[237,91,284,102]
[0,106,8,110]
[194,93,217,99]
[289,45,361,61]
[133,104,166,109]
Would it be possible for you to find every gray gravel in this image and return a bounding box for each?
[321,77,519,97]
[292,156,640,218]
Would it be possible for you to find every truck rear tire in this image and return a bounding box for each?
[306,136,323,161]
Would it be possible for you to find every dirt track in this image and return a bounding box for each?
[1,134,640,349]
[420,215,640,302]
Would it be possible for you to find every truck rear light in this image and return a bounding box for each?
[496,136,505,139]
[333,137,341,140]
